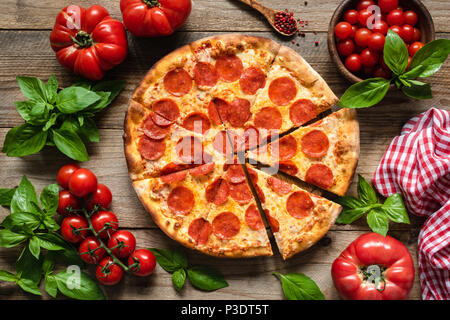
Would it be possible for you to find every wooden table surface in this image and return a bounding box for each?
[0,0,449,300]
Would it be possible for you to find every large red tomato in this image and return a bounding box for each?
[49,5,128,80]
[331,233,415,300]
[120,0,192,37]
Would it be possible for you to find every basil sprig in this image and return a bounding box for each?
[339,31,450,108]
[0,176,105,300]
[273,272,325,300]
[336,174,410,236]
[2,76,125,161]
[149,248,228,292]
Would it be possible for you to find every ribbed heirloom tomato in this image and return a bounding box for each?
[49,5,128,80]
[120,0,192,37]
[331,233,415,300]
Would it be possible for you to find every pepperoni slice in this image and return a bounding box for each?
[227,98,251,127]
[254,184,265,203]
[268,76,297,106]
[205,178,229,206]
[160,171,188,184]
[240,67,266,95]
[193,62,218,87]
[267,176,292,195]
[208,99,222,125]
[138,136,166,160]
[213,131,234,155]
[289,99,317,126]
[182,112,211,134]
[161,162,189,175]
[301,130,330,158]
[229,181,253,204]
[189,162,215,176]
[271,135,298,161]
[142,115,170,140]
[265,209,279,233]
[212,212,241,240]
[215,55,243,82]
[176,136,204,164]
[245,204,264,230]
[237,125,260,152]
[305,164,335,189]
[286,191,314,218]
[163,68,192,96]
[278,160,299,176]
[247,168,258,184]
[188,218,212,245]
[167,186,195,215]
[153,99,180,125]
[254,107,282,130]
[224,164,246,184]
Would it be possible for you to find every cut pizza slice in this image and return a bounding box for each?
[246,166,342,260]
[247,108,359,196]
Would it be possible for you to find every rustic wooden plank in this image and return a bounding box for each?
[0,0,449,33]
[0,229,422,300]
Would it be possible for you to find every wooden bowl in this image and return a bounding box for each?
[328,0,436,83]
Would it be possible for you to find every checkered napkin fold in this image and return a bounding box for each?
[372,108,450,300]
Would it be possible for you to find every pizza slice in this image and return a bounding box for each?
[246,166,342,260]
[247,108,359,196]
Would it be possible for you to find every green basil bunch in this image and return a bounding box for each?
[2,76,125,161]
[339,31,450,108]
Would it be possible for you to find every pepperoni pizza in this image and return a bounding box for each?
[124,34,359,259]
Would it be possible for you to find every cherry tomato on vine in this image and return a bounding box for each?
[60,215,89,243]
[85,183,113,211]
[108,230,136,259]
[91,210,119,239]
[335,22,353,39]
[404,10,418,26]
[57,190,81,216]
[96,256,124,286]
[128,249,156,277]
[57,164,80,189]
[68,168,98,197]
[78,236,106,264]
[345,54,362,73]
[386,9,404,26]
[409,41,424,57]
[337,38,355,56]
[378,0,399,13]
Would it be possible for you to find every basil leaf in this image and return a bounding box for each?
[91,80,125,107]
[401,80,432,100]
[403,39,450,79]
[55,87,101,114]
[382,193,410,224]
[0,270,18,282]
[42,113,60,131]
[172,268,186,291]
[84,91,111,114]
[52,247,84,268]
[366,208,389,236]
[1,212,41,233]
[40,184,59,214]
[14,101,41,123]
[16,76,47,102]
[0,229,29,248]
[78,117,100,143]
[45,274,58,298]
[336,206,372,224]
[357,174,378,204]
[273,272,325,300]
[28,236,41,259]
[383,30,409,75]
[17,278,42,296]
[52,128,89,161]
[54,269,105,300]
[2,124,47,157]
[36,233,67,251]
[149,248,188,272]
[187,266,228,291]
[43,217,60,232]
[338,78,391,108]
[336,196,366,209]
[46,75,58,104]
[42,252,56,274]
[10,176,39,214]
[0,188,16,206]
[16,245,43,284]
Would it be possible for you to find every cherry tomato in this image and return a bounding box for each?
[373,66,392,79]
[337,38,356,56]
[371,20,388,35]
[380,56,390,70]
[386,9,404,26]
[389,25,402,36]
[356,0,375,11]
[96,256,124,286]
[406,56,412,70]
[355,28,372,47]
[350,25,358,38]
[335,22,353,39]
[404,10,418,26]
[400,24,415,43]
[363,66,375,77]
[368,32,385,51]
[68,168,98,198]
[358,9,372,27]
[409,41,424,57]
[413,27,421,41]
[78,236,106,264]
[344,10,359,24]
[345,54,362,73]
[60,215,89,243]
[91,210,119,239]
[56,164,80,189]
[107,230,136,259]
[360,48,379,67]
[128,249,156,277]
[85,183,113,211]
[378,0,399,13]
[57,190,81,216]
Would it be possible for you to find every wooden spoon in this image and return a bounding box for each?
[236,0,297,36]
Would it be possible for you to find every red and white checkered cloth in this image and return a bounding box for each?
[373,107,450,300]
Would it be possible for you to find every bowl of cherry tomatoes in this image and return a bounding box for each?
[328,0,435,83]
